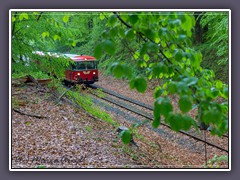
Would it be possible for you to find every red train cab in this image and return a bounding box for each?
[64,54,98,85]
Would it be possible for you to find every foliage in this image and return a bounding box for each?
[56,84,119,127]
[94,11,229,136]
[115,120,149,145]
[205,155,228,168]
[195,12,229,82]
[11,12,77,80]
[200,12,229,65]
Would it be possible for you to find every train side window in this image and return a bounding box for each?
[71,63,77,70]
[95,61,98,69]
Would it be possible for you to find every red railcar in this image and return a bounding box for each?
[64,54,98,85]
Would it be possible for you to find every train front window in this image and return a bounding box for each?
[72,61,97,70]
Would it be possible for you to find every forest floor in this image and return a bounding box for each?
[11,73,228,169]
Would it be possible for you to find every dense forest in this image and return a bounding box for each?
[11,11,229,141]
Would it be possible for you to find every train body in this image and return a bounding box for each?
[64,54,99,85]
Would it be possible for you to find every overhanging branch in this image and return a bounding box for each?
[113,12,181,75]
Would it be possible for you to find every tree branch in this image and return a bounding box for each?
[113,12,182,75]
[113,12,131,28]
[13,108,47,119]
[37,12,43,21]
[56,86,74,102]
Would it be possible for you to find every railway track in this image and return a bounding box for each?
[88,84,229,153]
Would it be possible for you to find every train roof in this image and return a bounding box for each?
[33,52,96,61]
[70,55,96,62]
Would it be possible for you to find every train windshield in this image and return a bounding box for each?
[72,61,98,70]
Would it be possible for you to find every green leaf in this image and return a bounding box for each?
[154,37,160,43]
[143,29,155,40]
[168,83,176,94]
[63,15,70,23]
[118,28,125,37]
[53,34,61,41]
[140,43,148,56]
[134,77,147,93]
[216,80,223,89]
[178,12,186,23]
[154,87,164,98]
[176,81,188,95]
[156,97,173,118]
[108,14,117,25]
[19,13,28,21]
[101,30,109,39]
[190,52,202,68]
[211,88,219,98]
[130,79,135,90]
[168,113,183,132]
[110,28,118,38]
[113,64,124,79]
[153,64,168,77]
[169,114,193,132]
[143,54,150,61]
[94,43,103,59]
[175,51,183,62]
[183,77,198,86]
[161,101,173,118]
[55,22,59,28]
[218,120,228,135]
[42,31,50,38]
[12,16,16,22]
[182,116,194,130]
[158,27,168,37]
[129,14,138,24]
[161,41,167,48]
[223,87,228,99]
[25,121,31,126]
[220,102,228,113]
[71,41,76,47]
[152,117,161,128]
[123,65,133,79]
[202,109,221,124]
[137,60,147,68]
[154,99,162,118]
[100,13,105,20]
[125,29,135,39]
[178,95,192,113]
[134,51,140,59]
[121,130,131,144]
[182,15,195,32]
[104,40,115,55]
[152,66,161,77]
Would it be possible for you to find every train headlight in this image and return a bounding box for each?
[93,72,96,75]
[77,73,80,76]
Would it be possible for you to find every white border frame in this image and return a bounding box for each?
[9,9,231,171]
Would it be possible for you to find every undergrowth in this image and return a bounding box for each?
[54,82,119,127]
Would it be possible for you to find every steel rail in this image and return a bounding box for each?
[88,84,228,153]
[89,84,229,139]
